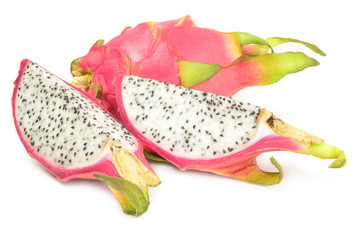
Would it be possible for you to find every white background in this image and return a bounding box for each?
[1,0,360,239]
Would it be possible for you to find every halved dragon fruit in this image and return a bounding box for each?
[71,15,325,115]
[115,76,345,184]
[12,60,160,216]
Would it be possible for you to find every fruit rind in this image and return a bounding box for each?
[266,37,326,56]
[309,142,346,168]
[253,52,320,87]
[178,60,222,88]
[242,157,283,185]
[143,150,168,162]
[94,174,149,216]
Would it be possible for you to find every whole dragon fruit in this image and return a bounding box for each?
[114,75,345,184]
[12,60,160,216]
[71,15,325,116]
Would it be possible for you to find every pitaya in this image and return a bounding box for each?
[71,15,325,116]
[114,76,345,184]
[12,59,160,216]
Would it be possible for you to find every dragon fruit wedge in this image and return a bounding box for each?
[12,59,160,216]
[71,15,325,116]
[115,76,345,185]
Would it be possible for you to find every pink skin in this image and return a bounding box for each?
[132,41,179,85]
[12,59,155,182]
[72,15,320,123]
[192,58,262,96]
[242,44,269,56]
[115,76,307,174]
[158,16,242,66]
[107,22,155,62]
[155,15,196,29]
[77,47,130,116]
[77,39,106,71]
[72,15,244,102]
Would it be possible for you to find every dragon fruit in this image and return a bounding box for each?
[114,76,345,184]
[12,59,160,216]
[71,15,325,115]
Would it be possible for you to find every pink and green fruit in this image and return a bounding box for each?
[12,60,160,216]
[115,75,345,184]
[71,15,325,116]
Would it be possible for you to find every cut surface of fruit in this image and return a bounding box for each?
[12,60,160,216]
[116,76,345,185]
